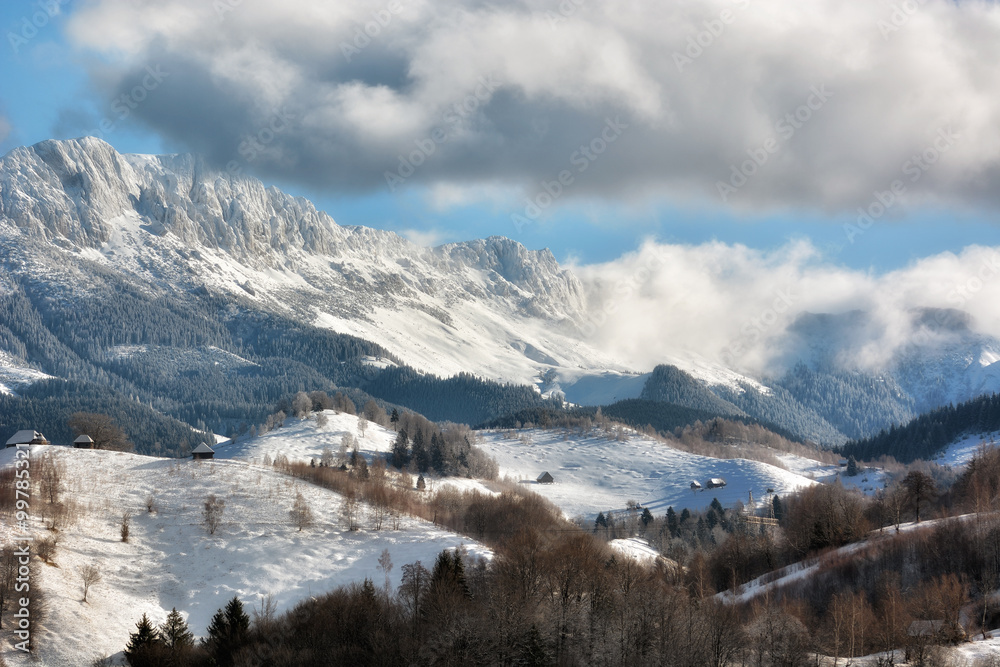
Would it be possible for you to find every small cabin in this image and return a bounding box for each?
[191,442,215,460]
[690,480,702,491]
[537,471,554,484]
[73,435,95,449]
[5,430,49,448]
[706,478,727,489]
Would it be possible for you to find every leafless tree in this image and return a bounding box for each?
[315,412,329,429]
[341,489,360,531]
[78,563,102,602]
[358,414,368,438]
[289,492,314,531]
[68,412,134,452]
[378,548,393,595]
[145,494,156,513]
[203,495,226,535]
[35,534,59,564]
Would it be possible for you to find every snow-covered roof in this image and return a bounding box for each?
[191,442,215,454]
[708,478,727,485]
[74,435,94,443]
[690,480,702,487]
[6,430,44,446]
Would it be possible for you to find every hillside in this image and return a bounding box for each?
[2,437,490,665]
[472,427,821,517]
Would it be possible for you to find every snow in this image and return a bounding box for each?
[936,430,1000,468]
[474,427,818,518]
[608,538,661,564]
[0,350,54,395]
[775,452,886,495]
[1,423,490,666]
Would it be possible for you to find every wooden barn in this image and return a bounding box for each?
[191,442,215,460]
[73,435,95,449]
[706,478,727,489]
[5,430,49,448]
[690,480,702,491]
[536,471,554,484]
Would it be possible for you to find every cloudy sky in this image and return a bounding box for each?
[3,0,1000,368]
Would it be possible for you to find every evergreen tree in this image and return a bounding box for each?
[640,507,654,528]
[416,473,426,491]
[430,432,446,473]
[666,507,679,537]
[846,455,859,477]
[391,429,410,469]
[124,613,163,667]
[594,511,608,531]
[412,428,430,473]
[204,596,251,667]
[680,508,692,524]
[773,494,784,522]
[390,408,400,430]
[159,607,194,660]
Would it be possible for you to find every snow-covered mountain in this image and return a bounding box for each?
[2,137,1000,448]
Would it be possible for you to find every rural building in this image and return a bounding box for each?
[537,471,554,484]
[690,480,702,491]
[5,430,49,448]
[191,442,215,460]
[706,478,727,489]
[73,435,95,449]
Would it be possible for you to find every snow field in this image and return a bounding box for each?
[1,438,489,666]
[473,427,819,518]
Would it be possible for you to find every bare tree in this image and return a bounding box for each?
[320,447,334,467]
[145,494,156,513]
[378,548,393,595]
[315,412,329,429]
[203,495,226,535]
[68,412,134,452]
[289,492,314,531]
[36,451,64,506]
[292,391,311,419]
[251,593,279,635]
[341,489,360,531]
[358,414,368,438]
[901,470,937,523]
[78,563,102,602]
[35,534,59,564]
[120,510,133,543]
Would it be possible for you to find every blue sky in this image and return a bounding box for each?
[2,0,1000,270]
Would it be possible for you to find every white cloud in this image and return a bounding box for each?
[400,228,446,248]
[63,0,1000,214]
[576,240,1000,373]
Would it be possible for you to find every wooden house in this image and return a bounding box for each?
[690,480,702,491]
[5,430,49,448]
[191,442,215,460]
[536,471,554,484]
[73,435,95,449]
[706,478,727,489]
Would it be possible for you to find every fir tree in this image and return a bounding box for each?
[772,494,784,522]
[390,408,400,430]
[846,455,859,477]
[640,507,654,528]
[416,473,426,491]
[124,613,163,667]
[391,429,410,469]
[159,607,194,656]
[204,596,251,667]
[430,432,446,473]
[412,428,430,473]
[666,507,679,537]
[594,511,608,531]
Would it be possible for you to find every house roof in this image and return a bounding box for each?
[708,478,726,485]
[191,442,215,454]
[74,435,94,443]
[690,480,702,487]
[536,471,553,481]
[6,430,44,446]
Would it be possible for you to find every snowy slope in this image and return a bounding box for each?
[1,441,489,666]
[474,428,817,518]
[935,430,1000,468]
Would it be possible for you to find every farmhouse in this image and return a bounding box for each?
[706,478,727,489]
[5,430,49,448]
[536,471,554,484]
[73,435,95,449]
[191,442,215,460]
